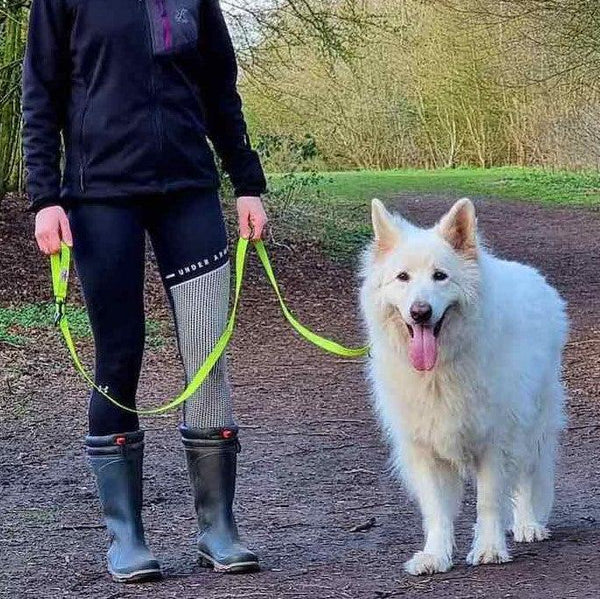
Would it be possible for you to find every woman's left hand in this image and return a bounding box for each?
[237,196,268,241]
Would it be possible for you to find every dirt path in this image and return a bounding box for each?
[1,194,599,599]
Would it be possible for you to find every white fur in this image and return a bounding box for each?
[360,199,567,575]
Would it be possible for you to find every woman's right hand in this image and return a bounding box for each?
[35,205,73,255]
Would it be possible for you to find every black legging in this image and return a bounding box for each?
[68,190,234,436]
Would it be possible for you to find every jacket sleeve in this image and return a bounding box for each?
[197,0,267,198]
[22,0,70,213]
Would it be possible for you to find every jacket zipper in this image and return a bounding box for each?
[78,96,90,193]
[156,0,172,52]
[140,0,164,184]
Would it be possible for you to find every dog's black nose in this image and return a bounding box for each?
[410,302,433,324]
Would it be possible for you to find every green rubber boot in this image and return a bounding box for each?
[86,431,162,583]
[181,426,259,573]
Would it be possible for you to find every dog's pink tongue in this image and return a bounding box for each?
[409,325,437,371]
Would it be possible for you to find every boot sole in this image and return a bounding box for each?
[110,569,163,584]
[198,551,260,574]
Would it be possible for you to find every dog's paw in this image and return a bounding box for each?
[512,523,550,543]
[404,551,452,576]
[466,544,511,566]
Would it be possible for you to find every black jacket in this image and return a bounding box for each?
[22,0,267,213]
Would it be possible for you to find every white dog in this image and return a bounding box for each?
[360,198,567,575]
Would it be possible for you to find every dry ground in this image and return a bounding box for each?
[0,193,598,599]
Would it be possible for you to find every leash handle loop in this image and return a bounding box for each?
[50,243,70,325]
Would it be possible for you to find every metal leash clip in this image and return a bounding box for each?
[54,299,65,326]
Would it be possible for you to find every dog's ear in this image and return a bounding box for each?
[437,198,477,259]
[371,199,400,255]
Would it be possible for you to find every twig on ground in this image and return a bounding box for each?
[307,419,369,425]
[348,517,376,532]
[344,468,377,475]
[0,339,21,348]
[58,524,104,531]
[330,501,395,513]
[567,423,600,430]
[283,443,360,458]
[274,521,309,529]
[566,339,598,348]
[253,430,330,436]
[332,359,366,364]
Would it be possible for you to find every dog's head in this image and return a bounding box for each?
[363,198,480,371]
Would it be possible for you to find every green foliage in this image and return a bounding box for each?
[0,2,28,198]
[243,0,600,172]
[265,169,332,239]
[255,133,322,172]
[3,0,600,198]
[0,302,165,347]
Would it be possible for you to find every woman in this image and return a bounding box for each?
[23,0,268,583]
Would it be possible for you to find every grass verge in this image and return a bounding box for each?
[271,167,600,207]
[265,167,599,260]
[0,303,164,348]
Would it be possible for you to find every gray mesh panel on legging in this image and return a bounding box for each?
[169,261,234,428]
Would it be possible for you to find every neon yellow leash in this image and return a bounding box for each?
[253,242,369,359]
[51,238,368,415]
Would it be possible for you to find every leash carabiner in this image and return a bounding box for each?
[53,299,65,327]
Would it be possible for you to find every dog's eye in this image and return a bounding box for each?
[433,270,448,282]
[397,272,410,282]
